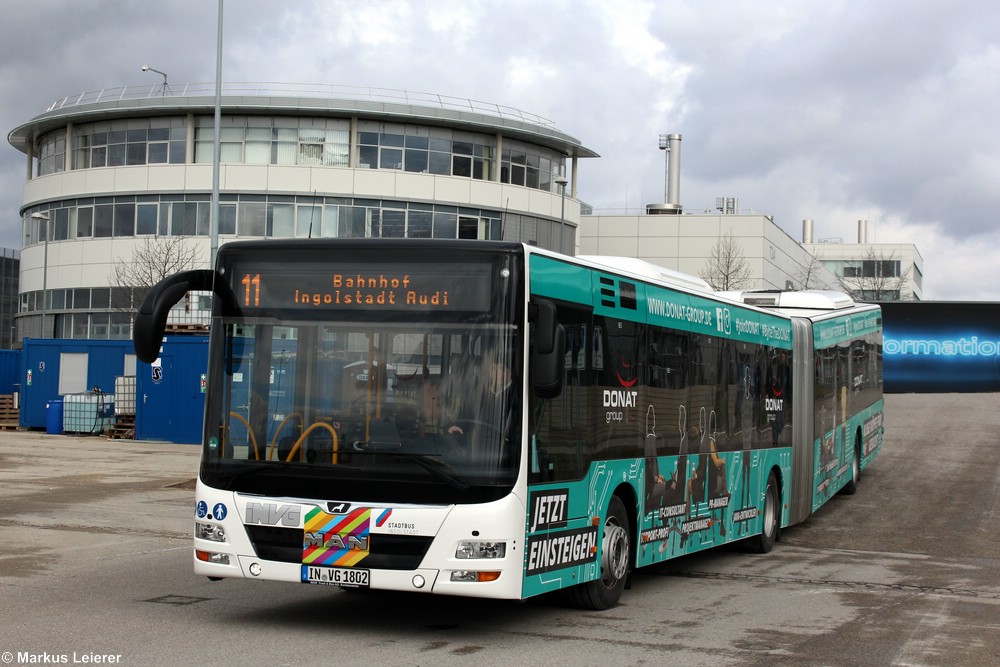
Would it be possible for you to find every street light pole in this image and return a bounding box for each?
[211,0,224,270]
[555,175,568,254]
[30,212,49,338]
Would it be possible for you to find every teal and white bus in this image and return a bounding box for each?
[133,239,883,609]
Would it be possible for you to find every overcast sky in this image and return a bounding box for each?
[3,0,998,299]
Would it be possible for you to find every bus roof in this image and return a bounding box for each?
[716,289,856,311]
[576,255,714,293]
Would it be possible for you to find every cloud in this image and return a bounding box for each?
[2,0,999,300]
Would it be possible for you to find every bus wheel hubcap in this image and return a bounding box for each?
[602,522,628,585]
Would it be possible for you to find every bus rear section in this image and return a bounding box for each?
[803,304,884,512]
[730,290,885,524]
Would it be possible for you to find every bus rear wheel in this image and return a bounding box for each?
[566,495,631,610]
[841,434,862,495]
[750,471,779,554]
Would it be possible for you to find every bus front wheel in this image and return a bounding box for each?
[566,495,631,610]
[750,471,779,554]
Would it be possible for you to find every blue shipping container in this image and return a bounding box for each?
[20,338,135,429]
[0,349,19,395]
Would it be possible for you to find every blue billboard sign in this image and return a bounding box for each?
[880,301,1000,393]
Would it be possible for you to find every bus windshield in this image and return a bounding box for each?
[199,243,523,505]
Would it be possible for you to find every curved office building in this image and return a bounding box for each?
[8,83,597,340]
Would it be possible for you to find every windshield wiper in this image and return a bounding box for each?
[404,453,470,492]
[344,450,469,492]
[208,462,267,481]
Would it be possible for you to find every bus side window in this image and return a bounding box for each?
[593,316,644,461]
[647,328,687,457]
[763,346,792,448]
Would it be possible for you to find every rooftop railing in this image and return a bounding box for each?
[44,82,558,129]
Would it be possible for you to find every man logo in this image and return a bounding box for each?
[327,502,352,514]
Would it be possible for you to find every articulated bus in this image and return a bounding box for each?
[133,239,883,609]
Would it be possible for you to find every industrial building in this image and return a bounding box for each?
[580,134,839,293]
[802,218,924,301]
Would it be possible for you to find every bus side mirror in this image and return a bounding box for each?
[133,269,219,364]
[530,300,565,399]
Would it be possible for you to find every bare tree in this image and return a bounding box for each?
[794,255,830,291]
[699,231,755,291]
[836,246,912,301]
[109,236,203,313]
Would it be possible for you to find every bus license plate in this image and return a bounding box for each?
[302,565,370,588]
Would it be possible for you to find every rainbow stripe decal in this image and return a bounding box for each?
[302,506,371,567]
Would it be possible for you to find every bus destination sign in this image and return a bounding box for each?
[236,262,493,312]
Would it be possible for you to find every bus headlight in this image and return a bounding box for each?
[455,541,506,559]
[195,522,228,542]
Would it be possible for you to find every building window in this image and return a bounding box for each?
[357,124,498,182]
[71,119,186,170]
[136,204,158,235]
[194,117,351,167]
[500,141,565,192]
[861,260,900,278]
[50,114,569,198]
[93,205,114,238]
[110,313,132,339]
[408,209,432,238]
[404,135,429,172]
[76,208,94,238]
[37,132,66,176]
[23,195,515,249]
[53,209,70,241]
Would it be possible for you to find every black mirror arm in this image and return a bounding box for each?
[133,269,231,363]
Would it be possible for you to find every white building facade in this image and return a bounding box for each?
[802,241,924,301]
[8,84,598,341]
[579,210,842,292]
[802,218,924,301]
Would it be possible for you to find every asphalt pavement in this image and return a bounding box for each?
[0,393,998,667]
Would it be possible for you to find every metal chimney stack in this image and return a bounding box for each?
[858,219,868,244]
[665,133,681,207]
[803,219,814,244]
[647,133,682,215]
